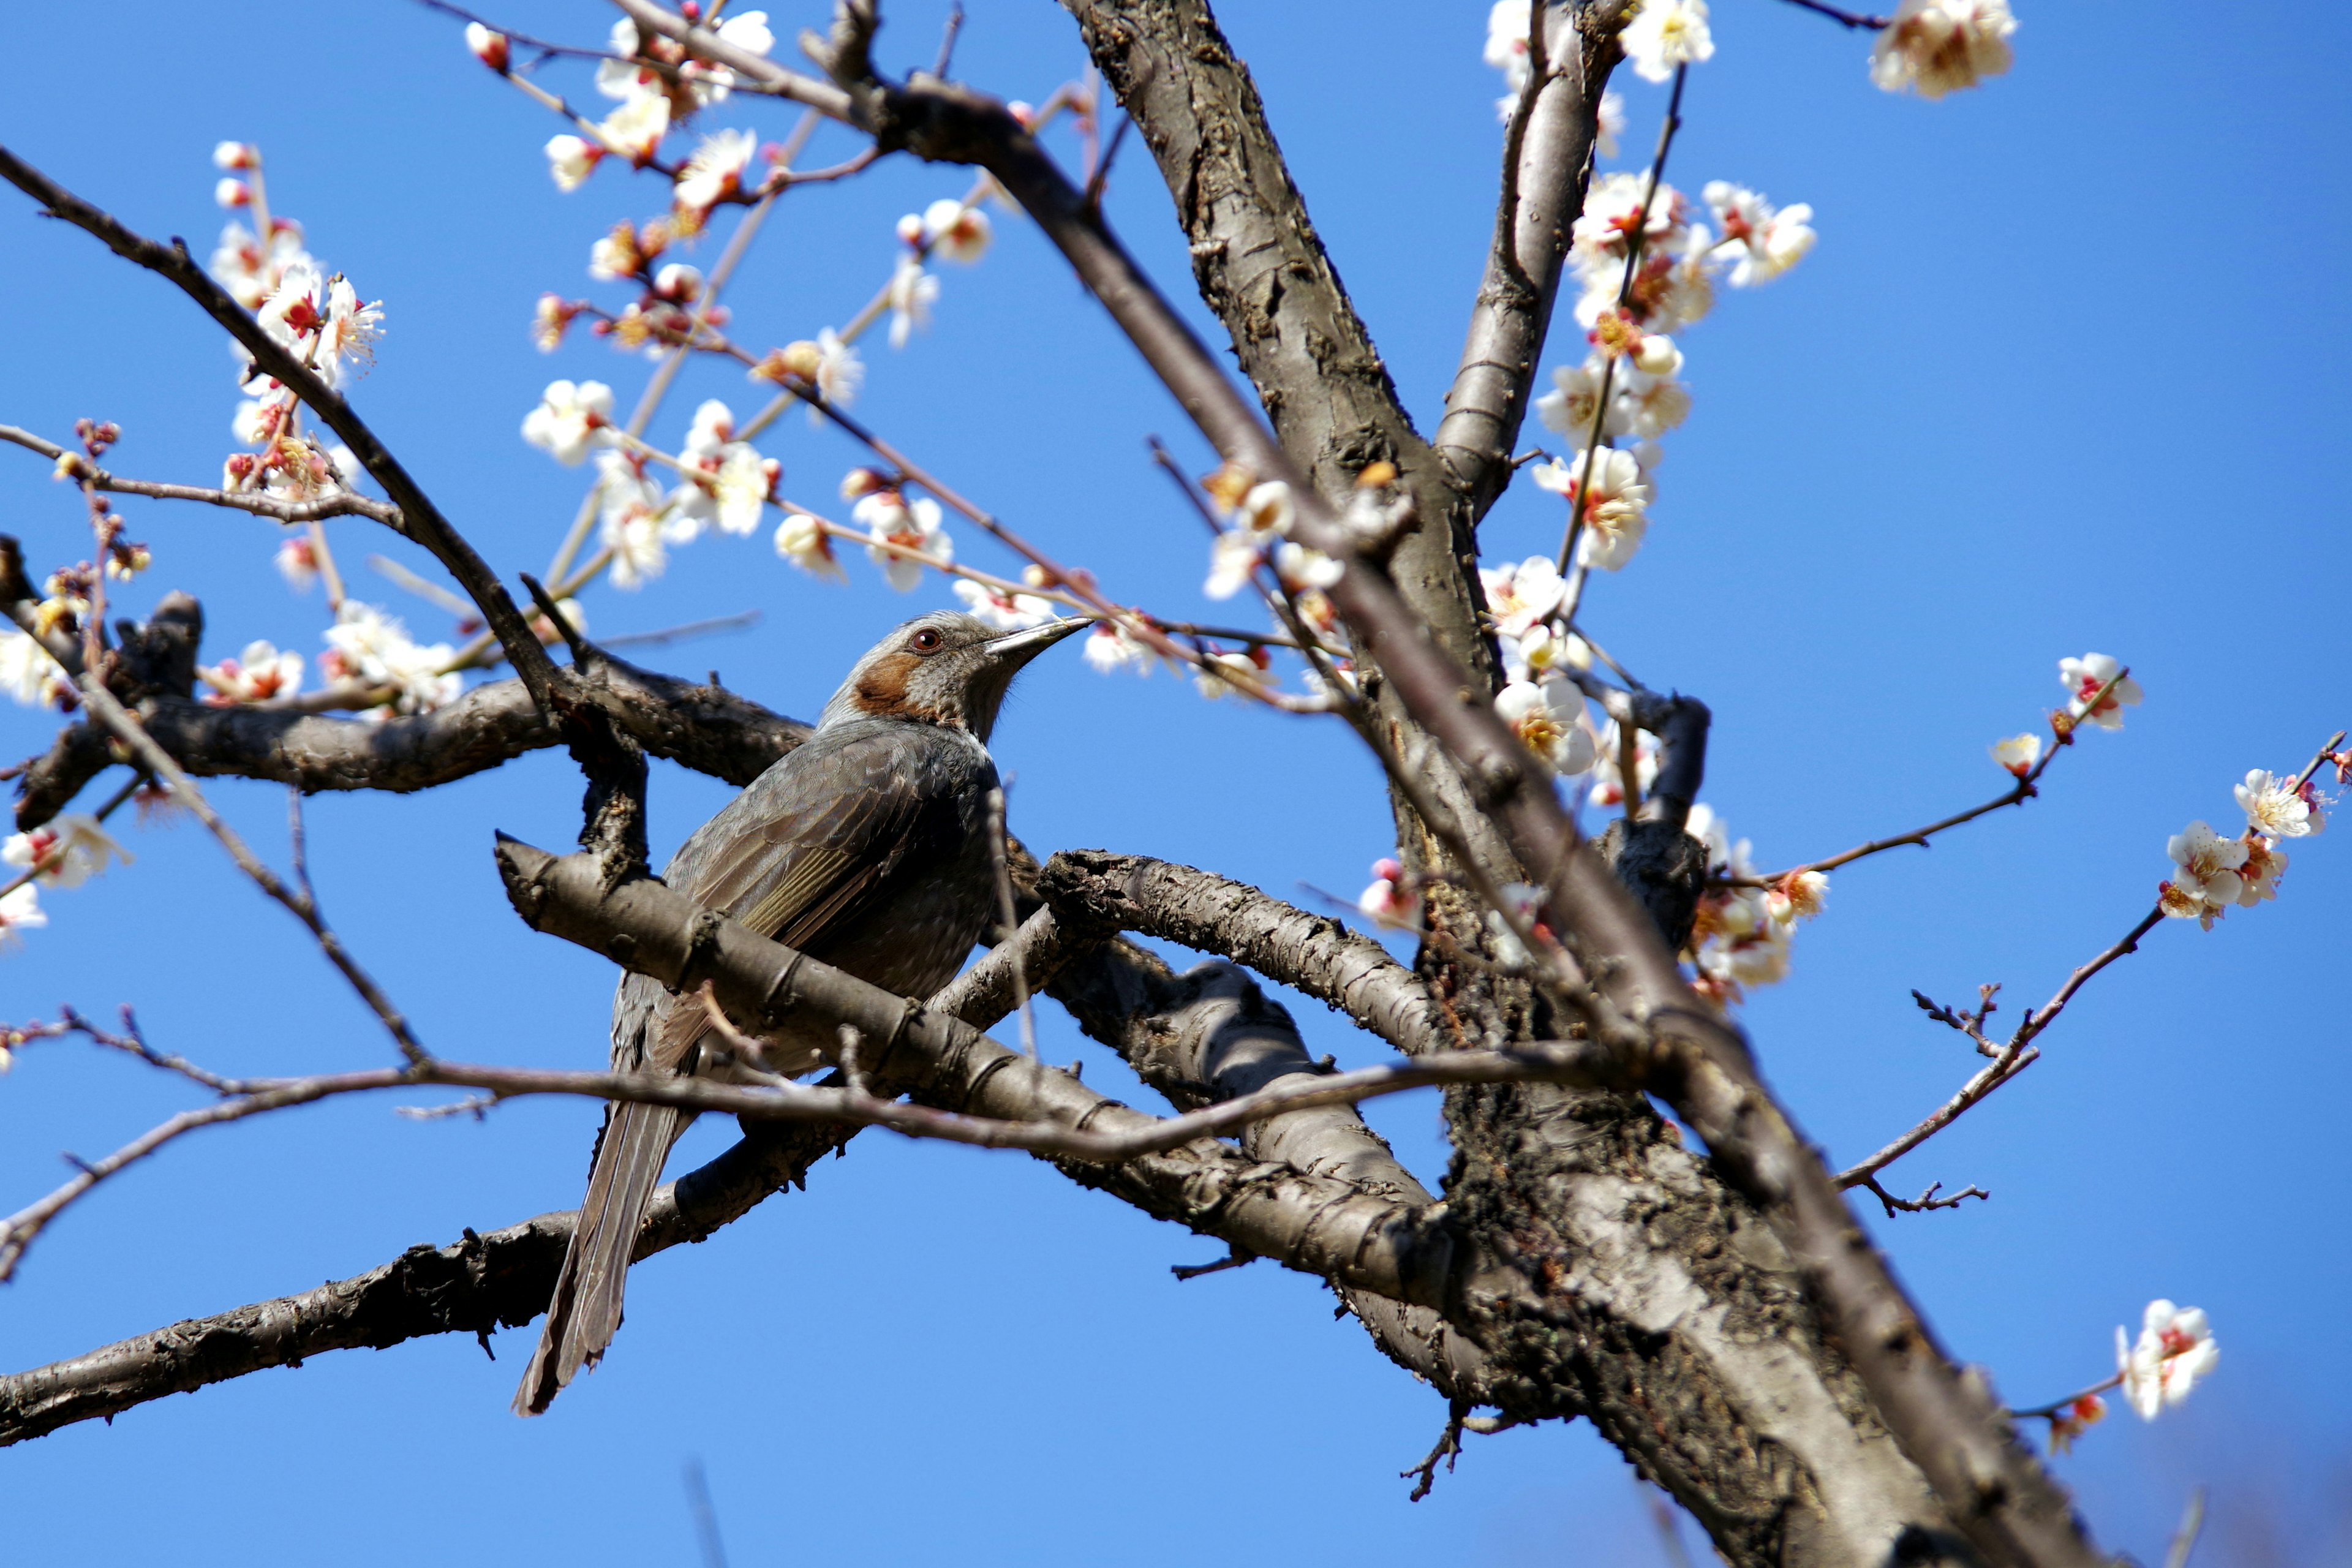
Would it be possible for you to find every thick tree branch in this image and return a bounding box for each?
[1431,1,1626,514]
[496,838,1459,1308]
[1039,849,1444,1057]
[15,634,807,831]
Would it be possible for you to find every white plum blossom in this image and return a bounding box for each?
[322,601,459,715]
[1082,620,1155,676]
[1357,857,1422,930]
[213,140,255,171]
[1991,733,2042,777]
[314,277,383,388]
[707,445,774,536]
[1507,622,1593,685]
[774,511,845,581]
[886,258,938,349]
[2236,769,2322,839]
[522,379,614,465]
[597,93,671,165]
[1871,0,2016,99]
[209,220,311,311]
[1763,871,1829,926]
[1194,649,1264,700]
[1480,556,1567,639]
[2059,652,2143,731]
[2234,833,2288,907]
[953,579,1057,630]
[2159,820,2248,929]
[1496,680,1598,775]
[4,815,133,891]
[1532,448,1651,570]
[589,226,644,281]
[0,883,45,952]
[1273,541,1343,595]
[214,177,250,210]
[810,328,863,411]
[0,628,60,706]
[681,398,737,458]
[545,134,605,192]
[600,11,773,106]
[2115,1301,2217,1422]
[1620,0,1714,84]
[1572,171,1688,277]
[595,450,673,578]
[1205,481,1297,600]
[919,198,992,263]
[854,490,952,590]
[1701,182,1816,287]
[274,534,319,592]
[199,640,304,705]
[676,128,758,211]
[596,18,654,99]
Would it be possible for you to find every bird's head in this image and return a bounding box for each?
[818,610,1088,742]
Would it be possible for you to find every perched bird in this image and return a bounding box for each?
[515,609,1085,1415]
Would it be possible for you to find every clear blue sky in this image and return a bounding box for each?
[3,3,2346,1562]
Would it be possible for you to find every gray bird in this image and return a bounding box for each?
[515,609,1085,1415]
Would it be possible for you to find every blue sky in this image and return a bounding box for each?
[2,3,2347,1563]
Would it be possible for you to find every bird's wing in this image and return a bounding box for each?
[640,731,943,1072]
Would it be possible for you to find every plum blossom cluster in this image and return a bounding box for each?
[0,813,134,957]
[208,142,381,521]
[1518,175,1813,586]
[522,12,777,206]
[2037,1300,2218,1453]
[2157,761,2326,930]
[1683,804,1826,1003]
[319,602,461,716]
[1870,0,2017,99]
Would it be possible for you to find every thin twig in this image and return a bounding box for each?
[1771,0,1892,30]
[71,679,428,1067]
[1556,62,1688,609]
[982,786,1036,1058]
[0,426,400,525]
[2163,1487,2207,1568]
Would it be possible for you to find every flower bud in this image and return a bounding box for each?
[464,23,511,71]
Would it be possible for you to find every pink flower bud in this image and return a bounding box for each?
[214,178,251,209]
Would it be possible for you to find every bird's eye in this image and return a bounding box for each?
[910,627,944,654]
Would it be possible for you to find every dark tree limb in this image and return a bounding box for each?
[15,634,807,831]
[1038,849,1444,1057]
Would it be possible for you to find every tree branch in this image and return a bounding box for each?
[1038,849,1445,1057]
[0,143,562,704]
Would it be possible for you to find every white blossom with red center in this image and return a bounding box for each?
[886,258,938,349]
[1082,620,1156,677]
[1990,733,2041,776]
[2158,819,2248,929]
[4,815,132,891]
[2058,652,2143,731]
[1531,449,1652,571]
[773,511,844,581]
[2236,768,2324,839]
[545,134,605,192]
[917,198,993,264]
[2115,1300,2217,1421]
[1701,182,1817,288]
[199,639,304,706]
[321,601,459,716]
[1194,647,1267,700]
[854,489,952,590]
[1480,556,1567,640]
[209,218,311,311]
[522,379,616,465]
[1871,0,2016,99]
[597,94,671,167]
[676,129,757,213]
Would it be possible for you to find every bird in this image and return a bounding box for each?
[514,609,1086,1415]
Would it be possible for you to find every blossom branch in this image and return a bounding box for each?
[0,425,400,526]
[1733,668,2133,888]
[0,144,565,705]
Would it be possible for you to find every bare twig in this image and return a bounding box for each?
[1773,0,1893,30]
[71,678,428,1067]
[2163,1487,2207,1568]
[1,426,400,525]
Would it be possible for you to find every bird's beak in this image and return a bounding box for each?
[985,616,1091,666]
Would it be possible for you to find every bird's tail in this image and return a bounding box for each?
[513,1098,683,1416]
